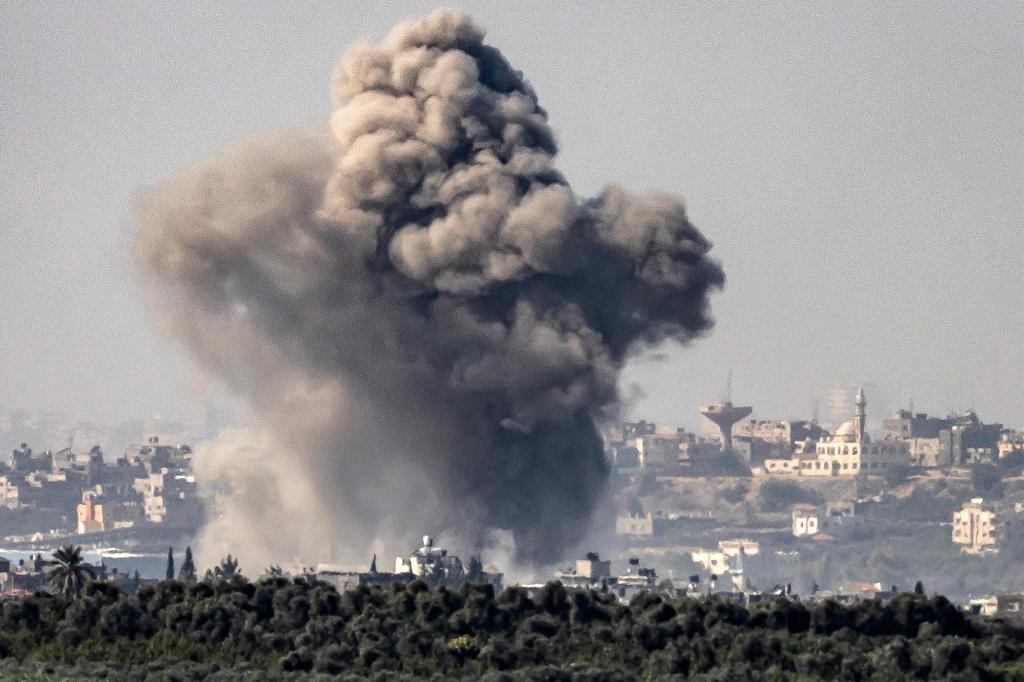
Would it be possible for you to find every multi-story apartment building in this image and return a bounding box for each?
[952,498,1024,555]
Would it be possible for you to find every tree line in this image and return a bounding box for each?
[2,551,1024,679]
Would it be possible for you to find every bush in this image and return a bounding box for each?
[884,464,910,487]
[756,480,821,513]
[971,464,1004,497]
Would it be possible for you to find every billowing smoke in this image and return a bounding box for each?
[137,10,724,569]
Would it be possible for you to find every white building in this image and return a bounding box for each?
[395,536,465,580]
[792,504,821,537]
[765,389,909,477]
[690,540,760,574]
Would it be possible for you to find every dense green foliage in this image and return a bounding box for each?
[1,577,1024,680]
[756,480,822,513]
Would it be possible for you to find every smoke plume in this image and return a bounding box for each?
[137,10,724,568]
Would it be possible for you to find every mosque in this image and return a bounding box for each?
[764,389,910,477]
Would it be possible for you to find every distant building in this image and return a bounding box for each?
[843,581,898,601]
[76,491,140,534]
[134,468,200,526]
[734,420,829,465]
[968,593,1024,618]
[906,437,942,467]
[792,504,821,537]
[690,547,729,574]
[691,540,760,574]
[395,535,464,580]
[952,498,1024,555]
[998,432,1024,460]
[7,444,50,474]
[613,557,670,601]
[616,513,654,537]
[938,412,1003,466]
[1,554,48,594]
[615,511,687,538]
[631,434,683,469]
[393,535,502,589]
[574,553,612,580]
[766,390,910,477]
[719,539,761,560]
[0,476,20,510]
[884,410,953,438]
[554,552,612,589]
[621,421,657,440]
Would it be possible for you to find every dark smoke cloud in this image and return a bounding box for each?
[137,9,724,568]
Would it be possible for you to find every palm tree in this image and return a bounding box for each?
[46,545,96,598]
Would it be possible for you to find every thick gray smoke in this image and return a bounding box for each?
[137,9,724,568]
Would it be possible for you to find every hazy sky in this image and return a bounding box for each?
[2,1,1021,431]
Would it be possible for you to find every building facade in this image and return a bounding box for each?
[792,504,821,537]
[952,498,1024,555]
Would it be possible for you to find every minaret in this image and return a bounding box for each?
[854,388,866,443]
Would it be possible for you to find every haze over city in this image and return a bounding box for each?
[3,1,1021,430]
[2,4,1024,678]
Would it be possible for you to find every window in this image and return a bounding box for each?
[843,447,849,455]
[843,463,848,469]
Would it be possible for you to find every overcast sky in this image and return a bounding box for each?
[1,1,1021,431]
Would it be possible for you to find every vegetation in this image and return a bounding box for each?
[43,546,95,600]
[885,463,910,487]
[756,480,822,513]
[177,546,197,584]
[972,464,1005,497]
[1,574,1023,680]
[204,555,239,583]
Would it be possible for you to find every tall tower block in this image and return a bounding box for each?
[699,400,753,452]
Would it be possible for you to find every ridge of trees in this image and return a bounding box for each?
[1,570,1024,680]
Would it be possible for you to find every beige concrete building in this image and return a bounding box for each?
[952,498,1024,555]
[690,539,760,574]
[75,492,139,534]
[907,437,942,467]
[762,389,909,477]
[690,548,729,574]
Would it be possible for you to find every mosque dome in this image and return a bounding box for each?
[834,420,857,441]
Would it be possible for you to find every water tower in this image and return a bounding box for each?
[699,400,753,452]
